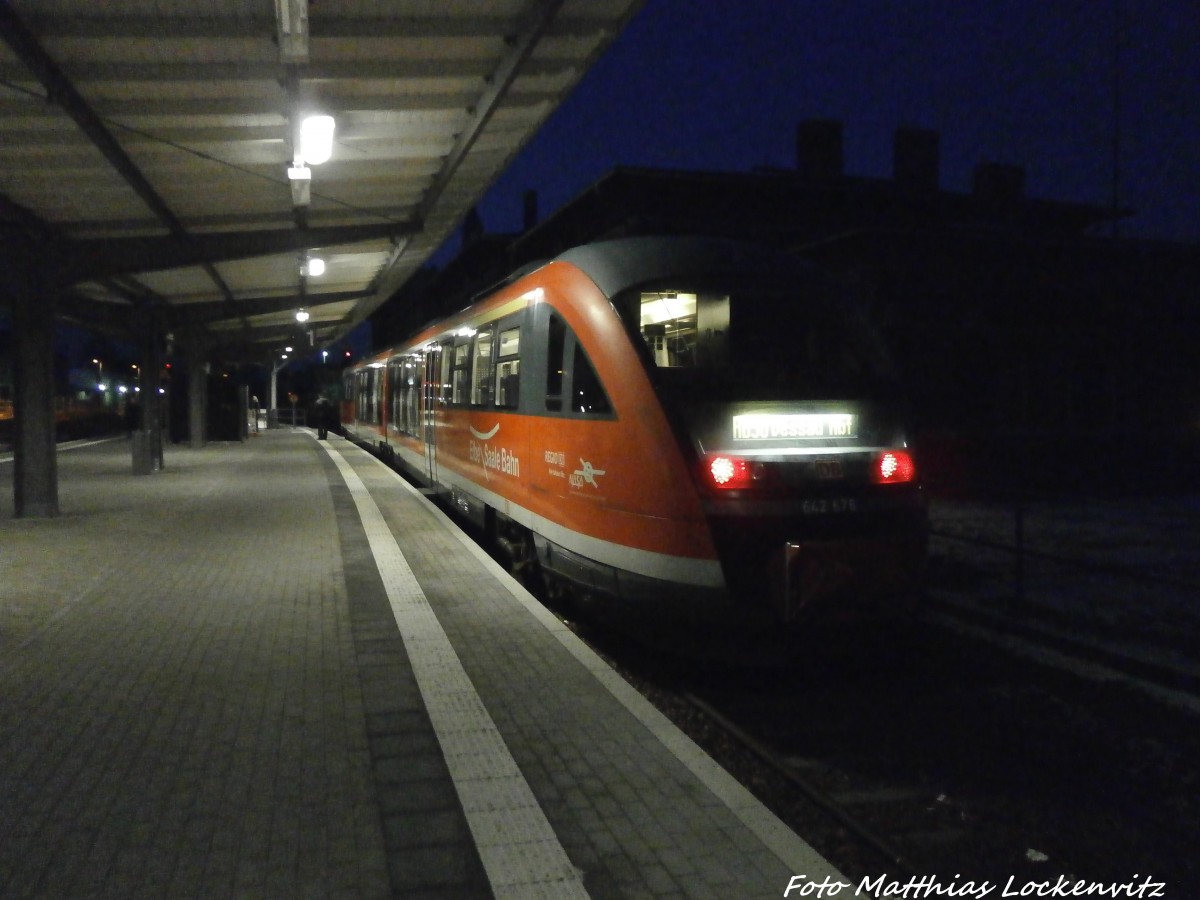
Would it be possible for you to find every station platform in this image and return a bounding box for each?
[0,431,843,899]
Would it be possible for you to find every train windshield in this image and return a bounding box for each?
[615,276,900,401]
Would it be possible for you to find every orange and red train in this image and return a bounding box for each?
[342,236,927,625]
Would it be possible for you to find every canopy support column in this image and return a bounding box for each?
[132,319,166,474]
[186,339,207,449]
[6,270,59,517]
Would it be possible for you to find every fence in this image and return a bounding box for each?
[926,480,1200,660]
[268,407,307,428]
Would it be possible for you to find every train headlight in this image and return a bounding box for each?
[872,449,916,484]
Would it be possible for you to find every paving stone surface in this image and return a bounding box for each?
[1,432,843,899]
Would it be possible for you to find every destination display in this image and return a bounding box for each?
[731,413,856,441]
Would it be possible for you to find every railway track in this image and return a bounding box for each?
[578,608,1200,896]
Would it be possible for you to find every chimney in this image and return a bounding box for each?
[522,189,538,231]
[796,119,844,180]
[893,126,940,191]
[973,163,1025,208]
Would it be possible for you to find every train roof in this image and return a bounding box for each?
[553,236,820,299]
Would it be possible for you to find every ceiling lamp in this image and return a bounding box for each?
[299,115,335,165]
[288,113,332,207]
[295,309,310,323]
[288,164,311,206]
[306,257,325,277]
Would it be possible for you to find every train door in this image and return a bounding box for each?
[422,344,441,484]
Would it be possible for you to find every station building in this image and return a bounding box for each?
[374,121,1200,494]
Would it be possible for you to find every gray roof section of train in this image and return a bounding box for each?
[554,236,815,299]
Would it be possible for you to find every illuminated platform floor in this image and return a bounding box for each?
[0,431,841,899]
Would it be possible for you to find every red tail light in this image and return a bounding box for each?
[872,449,916,484]
[704,454,754,490]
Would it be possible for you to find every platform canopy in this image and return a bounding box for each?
[0,0,641,361]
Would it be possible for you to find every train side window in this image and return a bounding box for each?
[451,340,470,404]
[494,325,520,409]
[404,358,421,434]
[570,341,611,415]
[374,369,382,423]
[470,327,494,406]
[541,311,612,417]
[357,369,380,424]
[439,340,453,404]
[361,367,381,425]
[545,313,565,412]
[388,360,404,431]
[388,355,420,436]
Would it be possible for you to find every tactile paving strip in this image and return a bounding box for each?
[321,442,589,898]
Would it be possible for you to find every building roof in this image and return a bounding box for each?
[371,156,1127,341]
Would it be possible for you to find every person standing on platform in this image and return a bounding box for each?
[314,395,334,440]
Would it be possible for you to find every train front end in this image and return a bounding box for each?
[605,240,928,623]
[687,398,927,622]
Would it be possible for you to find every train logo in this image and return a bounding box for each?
[469,423,501,440]
[467,423,520,481]
[570,459,606,489]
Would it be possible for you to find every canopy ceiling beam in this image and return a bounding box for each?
[179,289,373,326]
[0,2,238,304]
[0,4,186,239]
[20,13,612,41]
[54,222,417,285]
[0,58,572,83]
[418,0,567,223]
[211,323,342,352]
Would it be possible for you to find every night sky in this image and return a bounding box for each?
[470,0,1198,245]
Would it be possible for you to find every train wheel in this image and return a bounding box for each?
[494,523,545,595]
